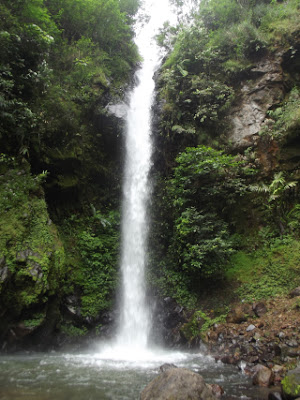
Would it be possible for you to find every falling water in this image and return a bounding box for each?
[115,0,174,350]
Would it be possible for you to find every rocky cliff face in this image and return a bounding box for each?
[228,44,300,176]
[229,53,284,149]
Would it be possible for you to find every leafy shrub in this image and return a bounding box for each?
[163,146,248,278]
[66,209,120,317]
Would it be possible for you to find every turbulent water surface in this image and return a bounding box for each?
[0,349,270,400]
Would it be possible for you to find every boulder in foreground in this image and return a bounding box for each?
[140,367,218,400]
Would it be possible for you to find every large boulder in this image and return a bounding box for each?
[282,368,300,399]
[140,368,218,400]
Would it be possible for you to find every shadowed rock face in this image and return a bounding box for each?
[140,367,218,400]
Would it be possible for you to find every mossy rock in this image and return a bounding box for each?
[282,368,300,399]
[0,165,66,321]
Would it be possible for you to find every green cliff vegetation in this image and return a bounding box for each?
[0,0,139,345]
[150,0,300,310]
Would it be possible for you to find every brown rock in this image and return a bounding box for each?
[252,364,273,387]
[226,304,252,324]
[253,302,267,317]
[140,368,218,400]
[207,383,224,398]
[220,354,240,365]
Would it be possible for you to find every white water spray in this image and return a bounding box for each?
[116,0,174,350]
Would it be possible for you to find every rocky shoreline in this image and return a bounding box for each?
[192,292,300,399]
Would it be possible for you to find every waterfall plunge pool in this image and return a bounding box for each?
[0,346,271,400]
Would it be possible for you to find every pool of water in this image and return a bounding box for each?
[0,344,271,400]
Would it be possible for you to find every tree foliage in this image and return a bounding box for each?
[0,0,139,157]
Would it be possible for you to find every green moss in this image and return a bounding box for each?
[59,208,120,318]
[282,373,300,398]
[226,238,300,301]
[0,160,66,318]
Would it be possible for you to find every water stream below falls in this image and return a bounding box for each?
[0,350,270,400]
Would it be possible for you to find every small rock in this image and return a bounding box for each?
[246,324,256,332]
[286,348,300,358]
[207,383,224,398]
[253,302,267,317]
[272,365,285,384]
[226,304,251,324]
[290,287,300,298]
[286,339,298,348]
[252,364,273,387]
[0,266,10,282]
[278,332,285,339]
[220,354,240,365]
[66,306,77,316]
[273,365,284,373]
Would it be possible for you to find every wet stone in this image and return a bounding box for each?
[252,364,273,387]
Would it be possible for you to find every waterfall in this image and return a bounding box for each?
[115,0,174,350]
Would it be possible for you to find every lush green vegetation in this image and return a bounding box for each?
[0,0,139,340]
[150,0,300,309]
[226,237,300,301]
[62,208,120,318]
[0,0,139,189]
[156,0,300,155]
[0,154,65,320]
[164,146,249,277]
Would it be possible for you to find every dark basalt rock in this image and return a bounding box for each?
[150,296,188,347]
